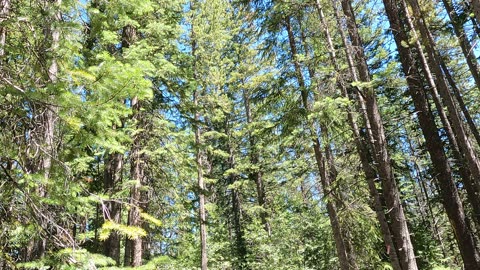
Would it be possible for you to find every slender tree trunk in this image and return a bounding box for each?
[441,65,480,228]
[320,3,404,267]
[311,10,399,267]
[130,155,145,267]
[25,0,63,260]
[382,0,480,268]
[324,135,359,268]
[43,0,61,176]
[407,137,449,258]
[312,141,352,270]
[227,140,247,269]
[243,89,270,235]
[195,95,208,270]
[338,1,418,268]
[299,16,360,269]
[285,16,355,270]
[103,23,140,265]
[252,162,268,234]
[124,238,131,267]
[440,60,480,148]
[407,0,480,191]
[120,24,145,267]
[103,150,123,265]
[399,0,480,229]
[125,97,146,267]
[0,0,9,58]
[441,0,480,91]
[141,189,152,262]
[232,185,246,269]
[405,0,480,226]
[191,15,208,267]
[470,0,480,28]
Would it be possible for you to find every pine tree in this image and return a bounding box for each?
[2,0,480,269]
[381,0,480,267]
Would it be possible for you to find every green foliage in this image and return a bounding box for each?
[99,221,147,240]
[18,249,116,270]
[0,0,476,269]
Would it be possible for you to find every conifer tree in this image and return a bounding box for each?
[2,0,480,269]
[381,0,480,267]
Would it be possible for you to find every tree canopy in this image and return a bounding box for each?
[1,0,480,269]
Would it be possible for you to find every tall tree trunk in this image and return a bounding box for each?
[399,0,480,230]
[338,1,418,268]
[103,150,123,265]
[440,64,480,228]
[232,185,246,269]
[312,141,353,270]
[324,135,358,268]
[121,24,145,267]
[0,0,8,58]
[399,0,480,236]
[25,0,62,260]
[405,0,480,227]
[141,189,152,262]
[285,16,355,270]
[381,0,480,268]
[407,0,480,190]
[43,0,60,178]
[191,13,208,267]
[299,16,360,269]
[125,97,146,267]
[243,89,270,235]
[470,0,480,28]
[407,136,448,258]
[321,1,403,267]
[252,158,268,234]
[227,140,247,269]
[441,0,480,92]
[195,92,208,270]
[124,238,131,267]
[103,23,140,265]
[440,60,480,148]
[311,7,400,266]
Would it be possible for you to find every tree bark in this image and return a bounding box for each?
[407,136,448,258]
[195,94,208,270]
[313,140,353,270]
[442,0,480,93]
[0,0,9,58]
[25,0,62,260]
[103,150,123,265]
[440,59,480,149]
[382,0,480,268]
[103,23,140,266]
[406,0,480,227]
[125,97,146,267]
[399,0,480,230]
[120,24,145,267]
[191,11,208,267]
[285,16,356,270]
[300,15,361,269]
[470,0,480,28]
[338,1,418,268]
